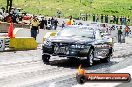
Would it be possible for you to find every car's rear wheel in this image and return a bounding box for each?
[42,54,50,63]
[87,49,94,66]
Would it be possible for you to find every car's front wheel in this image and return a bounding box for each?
[101,48,113,63]
[76,74,87,84]
[87,49,94,66]
[42,54,50,63]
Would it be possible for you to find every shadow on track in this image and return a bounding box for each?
[45,58,119,71]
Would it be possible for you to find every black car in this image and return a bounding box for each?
[42,27,113,66]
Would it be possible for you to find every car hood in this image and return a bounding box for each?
[47,36,94,44]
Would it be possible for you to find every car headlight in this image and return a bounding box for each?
[44,39,52,46]
[71,44,86,49]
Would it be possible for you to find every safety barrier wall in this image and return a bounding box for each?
[0,37,37,51]
[9,37,37,50]
[0,22,30,33]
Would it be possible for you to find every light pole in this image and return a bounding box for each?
[6,0,12,13]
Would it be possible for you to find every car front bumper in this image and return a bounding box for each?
[42,45,90,58]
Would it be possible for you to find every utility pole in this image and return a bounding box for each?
[6,0,12,14]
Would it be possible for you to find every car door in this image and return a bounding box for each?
[94,30,109,59]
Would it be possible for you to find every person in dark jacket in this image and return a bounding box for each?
[116,16,119,24]
[118,26,123,43]
[40,17,45,29]
[101,14,103,23]
[105,15,108,23]
[120,16,123,25]
[92,14,95,22]
[54,19,58,30]
[44,18,47,29]
[51,17,54,29]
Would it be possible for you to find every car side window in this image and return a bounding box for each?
[95,30,102,40]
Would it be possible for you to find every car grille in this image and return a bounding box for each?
[53,42,69,54]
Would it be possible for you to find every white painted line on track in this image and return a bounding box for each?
[48,82,56,87]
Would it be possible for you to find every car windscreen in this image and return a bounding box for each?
[57,29,94,38]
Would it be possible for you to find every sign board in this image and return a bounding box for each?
[0,38,5,51]
[5,38,10,48]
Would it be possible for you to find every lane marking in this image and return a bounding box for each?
[48,82,56,87]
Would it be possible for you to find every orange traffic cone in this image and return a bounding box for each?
[8,22,14,38]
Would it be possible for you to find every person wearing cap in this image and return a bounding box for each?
[30,16,40,40]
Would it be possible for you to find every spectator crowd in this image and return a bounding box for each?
[0,7,131,32]
[92,14,130,25]
[0,7,59,30]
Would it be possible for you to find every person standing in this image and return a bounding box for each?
[118,26,123,43]
[0,12,4,21]
[54,19,59,30]
[101,14,103,23]
[124,17,127,25]
[122,16,125,25]
[47,18,51,30]
[51,17,54,29]
[40,17,45,29]
[110,16,114,24]
[92,14,95,22]
[116,16,119,24]
[96,14,99,22]
[62,21,65,28]
[30,16,40,40]
[12,14,17,23]
[124,25,130,37]
[120,16,123,25]
[6,14,12,23]
[44,18,47,29]
[127,16,130,24]
[113,15,116,24]
[105,15,108,23]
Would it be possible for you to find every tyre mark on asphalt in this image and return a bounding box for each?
[28,56,132,87]
[0,64,75,87]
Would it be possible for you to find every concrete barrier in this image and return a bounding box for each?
[13,28,58,43]
[0,37,37,51]
[9,37,37,50]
